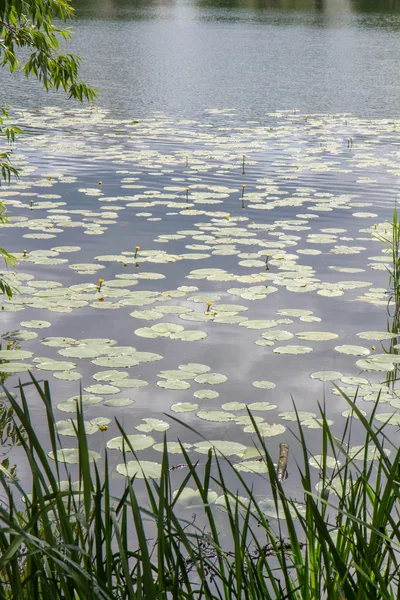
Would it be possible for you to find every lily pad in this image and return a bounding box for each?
[107,435,155,451]
[173,487,218,506]
[49,448,101,464]
[103,397,135,407]
[194,441,248,457]
[195,373,227,385]
[193,389,219,400]
[84,384,120,395]
[136,418,170,432]
[252,381,276,390]
[171,402,198,412]
[116,460,161,479]
[274,346,313,355]
[334,345,370,356]
[310,371,343,381]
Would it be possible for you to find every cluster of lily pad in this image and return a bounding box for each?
[1,106,400,478]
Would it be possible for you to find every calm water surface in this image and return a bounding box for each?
[2,0,400,119]
[1,0,400,502]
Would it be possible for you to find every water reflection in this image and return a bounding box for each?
[70,0,400,17]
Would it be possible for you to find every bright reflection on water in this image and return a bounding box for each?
[1,0,400,118]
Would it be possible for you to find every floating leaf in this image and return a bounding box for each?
[84,384,120,395]
[334,345,370,356]
[195,373,227,385]
[49,448,100,464]
[252,381,276,390]
[357,331,397,341]
[20,320,51,329]
[193,389,219,400]
[153,442,193,454]
[116,461,161,479]
[274,346,313,355]
[248,402,277,411]
[234,460,268,474]
[310,371,343,381]
[136,418,170,432]
[243,423,286,436]
[171,402,198,412]
[107,435,154,451]
[296,332,338,341]
[173,487,218,506]
[375,413,400,425]
[103,398,135,407]
[196,411,236,422]
[157,379,191,390]
[194,441,248,457]
[309,455,340,469]
[222,402,246,411]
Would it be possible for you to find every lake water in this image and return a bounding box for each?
[1,0,400,501]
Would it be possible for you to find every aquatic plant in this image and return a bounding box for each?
[0,375,399,598]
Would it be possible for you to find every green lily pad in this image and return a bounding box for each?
[56,419,98,436]
[93,370,129,382]
[116,461,161,479]
[248,402,277,411]
[194,372,227,385]
[279,411,317,422]
[54,371,83,381]
[0,350,33,360]
[222,402,246,411]
[252,381,276,390]
[59,346,104,359]
[261,330,293,341]
[84,384,120,395]
[136,418,170,432]
[153,442,193,454]
[194,389,219,400]
[334,345,370,356]
[274,346,313,355]
[234,460,268,474]
[356,359,395,372]
[196,411,236,422]
[170,330,207,341]
[357,331,397,341]
[243,423,286,436]
[172,487,218,506]
[309,455,340,469]
[296,332,338,341]
[36,360,77,372]
[3,329,38,341]
[302,418,334,429]
[179,363,210,374]
[116,379,148,388]
[171,402,198,412]
[375,413,400,425]
[103,397,135,407]
[107,435,155,451]
[157,379,191,390]
[49,448,101,464]
[194,441,248,457]
[310,371,343,381]
[20,320,51,329]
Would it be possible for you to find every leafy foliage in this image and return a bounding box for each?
[0,0,96,298]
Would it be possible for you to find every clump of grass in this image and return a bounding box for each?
[372,205,400,386]
[0,376,399,598]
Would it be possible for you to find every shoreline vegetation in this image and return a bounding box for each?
[0,374,399,599]
[0,209,399,599]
